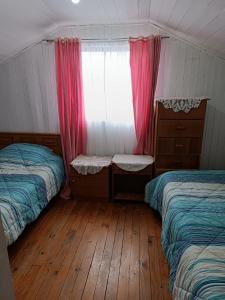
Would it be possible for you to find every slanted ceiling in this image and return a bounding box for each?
[1,0,225,62]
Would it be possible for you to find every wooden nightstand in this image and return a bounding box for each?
[69,166,110,200]
[111,163,153,202]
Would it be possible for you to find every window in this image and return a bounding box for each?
[82,42,136,155]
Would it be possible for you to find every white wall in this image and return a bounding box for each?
[0,23,225,169]
[0,43,59,133]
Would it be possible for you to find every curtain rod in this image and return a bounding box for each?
[43,36,170,43]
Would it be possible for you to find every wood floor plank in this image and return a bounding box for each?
[15,265,41,299]
[8,198,60,256]
[35,202,87,300]
[104,206,126,300]
[10,199,74,299]
[9,198,70,270]
[156,236,172,300]
[145,208,164,300]
[46,201,96,299]
[116,205,133,300]
[92,204,121,300]
[59,203,103,299]
[71,204,114,299]
[139,206,152,300]
[9,199,172,300]
[128,206,140,300]
[17,200,78,300]
[81,204,120,300]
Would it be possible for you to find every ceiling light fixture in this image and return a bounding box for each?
[71,0,80,4]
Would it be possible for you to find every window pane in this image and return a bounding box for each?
[82,42,136,155]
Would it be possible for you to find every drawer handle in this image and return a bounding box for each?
[176,126,185,131]
[175,144,184,148]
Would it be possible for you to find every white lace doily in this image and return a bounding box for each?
[156,97,208,113]
[112,154,154,172]
[71,155,112,175]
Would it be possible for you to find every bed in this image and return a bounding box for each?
[0,142,64,245]
[145,170,225,300]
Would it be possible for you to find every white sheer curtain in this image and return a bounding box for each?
[82,42,136,155]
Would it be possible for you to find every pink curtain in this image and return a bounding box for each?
[129,36,161,155]
[55,39,87,187]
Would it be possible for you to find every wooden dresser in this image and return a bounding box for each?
[154,99,207,176]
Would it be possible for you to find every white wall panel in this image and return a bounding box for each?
[0,43,59,133]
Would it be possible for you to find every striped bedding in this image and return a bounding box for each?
[0,143,64,245]
[145,170,225,300]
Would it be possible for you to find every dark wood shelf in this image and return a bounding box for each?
[111,163,153,202]
[113,192,144,202]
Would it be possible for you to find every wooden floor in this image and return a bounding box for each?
[8,197,172,300]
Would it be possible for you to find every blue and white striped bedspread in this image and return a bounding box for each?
[145,170,225,300]
[0,143,64,245]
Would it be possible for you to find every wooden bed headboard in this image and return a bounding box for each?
[0,132,62,156]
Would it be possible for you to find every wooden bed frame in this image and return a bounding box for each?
[0,132,62,155]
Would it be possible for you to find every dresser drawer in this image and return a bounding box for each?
[157,120,204,137]
[157,100,207,120]
[157,138,202,154]
[155,155,199,169]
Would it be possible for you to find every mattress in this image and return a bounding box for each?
[0,143,64,245]
[145,170,225,300]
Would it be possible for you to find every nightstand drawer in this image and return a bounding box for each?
[70,167,110,199]
[155,155,199,169]
[157,120,204,137]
